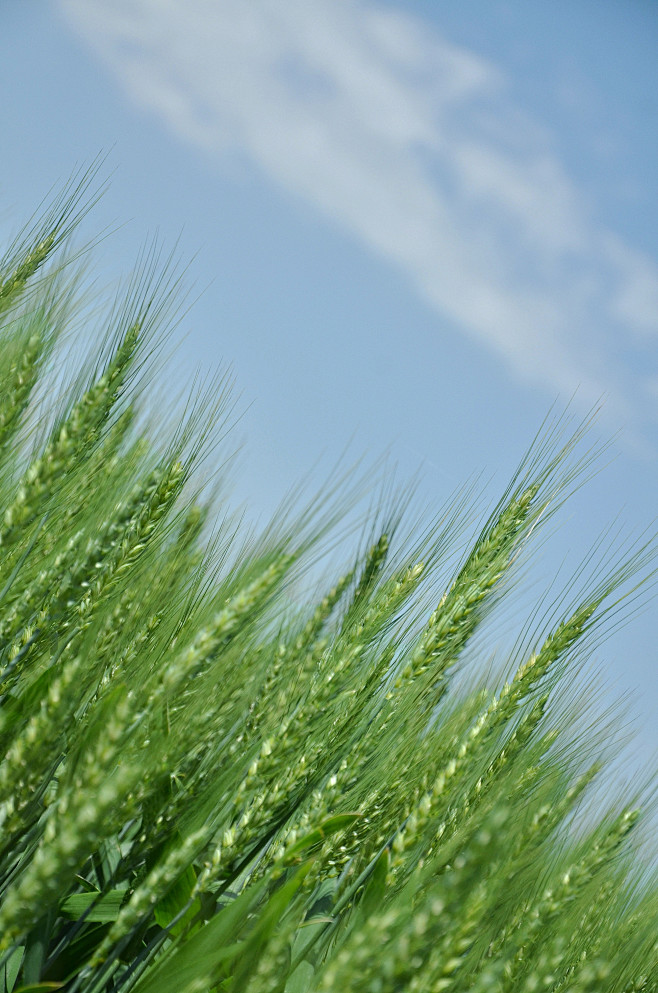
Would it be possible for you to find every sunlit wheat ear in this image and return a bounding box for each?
[0,460,184,708]
[89,828,208,971]
[296,565,356,650]
[381,483,540,737]
[334,640,566,904]
[423,578,624,778]
[155,555,293,701]
[346,559,425,680]
[379,683,548,891]
[0,232,58,316]
[0,482,152,676]
[304,561,425,806]
[319,807,508,993]
[0,655,82,836]
[37,405,140,550]
[0,162,103,317]
[0,691,139,950]
[0,332,43,457]
[0,530,86,648]
[269,561,423,754]
[0,267,82,463]
[83,586,136,685]
[499,809,640,990]
[63,460,185,638]
[557,877,618,984]
[244,565,356,740]
[482,762,603,970]
[339,531,389,629]
[428,697,553,859]
[509,759,602,864]
[0,324,140,557]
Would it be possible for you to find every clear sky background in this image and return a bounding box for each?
[1,1,657,792]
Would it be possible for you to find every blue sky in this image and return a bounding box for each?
[1,1,657,784]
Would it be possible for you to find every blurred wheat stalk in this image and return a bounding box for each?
[0,169,655,993]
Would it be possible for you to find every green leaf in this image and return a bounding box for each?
[42,923,110,987]
[72,873,102,894]
[358,846,389,919]
[285,960,315,993]
[22,913,55,987]
[132,877,271,993]
[153,865,202,937]
[2,666,58,733]
[150,831,203,936]
[230,866,312,990]
[289,877,338,971]
[60,890,126,924]
[95,836,123,886]
[14,985,63,993]
[1,946,23,993]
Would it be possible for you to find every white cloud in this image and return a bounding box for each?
[58,0,658,423]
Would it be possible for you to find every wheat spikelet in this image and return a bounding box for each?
[0,324,140,557]
[498,809,640,990]
[0,233,58,315]
[0,693,139,949]
[396,484,539,699]
[0,333,43,455]
[0,656,84,841]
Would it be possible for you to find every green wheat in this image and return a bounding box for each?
[0,174,655,993]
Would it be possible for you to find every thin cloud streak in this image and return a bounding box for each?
[59,0,658,425]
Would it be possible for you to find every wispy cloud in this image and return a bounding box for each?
[58,0,658,426]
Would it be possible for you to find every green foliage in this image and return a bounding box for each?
[0,176,656,993]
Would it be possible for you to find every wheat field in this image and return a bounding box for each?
[0,171,656,993]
